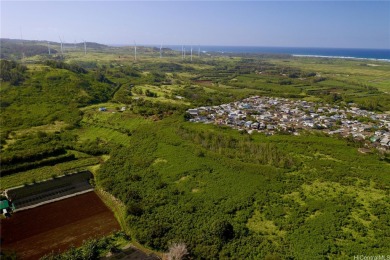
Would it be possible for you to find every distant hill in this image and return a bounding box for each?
[1,39,57,59]
[0,38,108,59]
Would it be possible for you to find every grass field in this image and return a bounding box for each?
[77,107,153,147]
[10,121,68,137]
[77,126,131,146]
[271,57,390,93]
[130,84,191,105]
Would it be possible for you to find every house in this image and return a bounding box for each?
[228,112,238,119]
[267,124,276,130]
[259,122,266,130]
[369,136,380,143]
[244,121,253,128]
[98,107,107,112]
[187,109,199,116]
[236,120,246,127]
[380,137,390,147]
[251,122,259,129]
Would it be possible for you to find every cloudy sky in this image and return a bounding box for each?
[1,1,389,49]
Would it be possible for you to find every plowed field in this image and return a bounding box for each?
[0,191,120,259]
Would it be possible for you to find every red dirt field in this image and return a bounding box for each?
[0,191,121,259]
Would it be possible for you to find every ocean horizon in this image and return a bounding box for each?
[112,44,390,61]
[167,45,390,62]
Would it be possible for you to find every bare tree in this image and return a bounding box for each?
[164,242,188,260]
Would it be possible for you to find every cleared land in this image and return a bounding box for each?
[0,191,120,260]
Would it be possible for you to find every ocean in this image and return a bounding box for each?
[165,45,390,62]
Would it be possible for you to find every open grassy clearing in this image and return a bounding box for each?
[77,126,131,146]
[80,107,153,131]
[10,121,68,138]
[272,57,390,92]
[131,84,191,105]
[247,210,286,237]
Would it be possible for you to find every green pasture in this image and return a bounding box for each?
[10,121,68,138]
[130,84,190,105]
[77,126,131,146]
[272,57,390,92]
[81,106,152,130]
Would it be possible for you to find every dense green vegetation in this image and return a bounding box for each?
[0,63,117,131]
[0,60,27,85]
[96,117,390,259]
[1,40,389,259]
[38,231,130,260]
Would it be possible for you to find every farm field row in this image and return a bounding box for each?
[1,191,120,259]
[0,157,99,190]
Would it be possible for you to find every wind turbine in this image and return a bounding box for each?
[184,46,186,59]
[159,44,162,58]
[191,46,193,62]
[134,41,137,61]
[58,36,64,56]
[83,40,87,55]
[47,41,51,55]
[182,45,184,60]
[198,45,200,58]
[20,29,25,60]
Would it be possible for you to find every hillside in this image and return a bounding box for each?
[0,38,108,59]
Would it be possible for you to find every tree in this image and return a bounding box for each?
[0,60,27,85]
[211,220,234,243]
[82,239,99,260]
[165,242,188,260]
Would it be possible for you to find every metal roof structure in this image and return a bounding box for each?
[0,199,10,210]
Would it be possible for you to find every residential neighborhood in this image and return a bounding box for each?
[187,96,390,150]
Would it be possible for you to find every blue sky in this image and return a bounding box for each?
[1,1,389,49]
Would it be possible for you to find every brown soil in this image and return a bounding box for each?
[193,80,213,86]
[0,191,120,259]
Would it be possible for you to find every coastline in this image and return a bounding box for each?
[165,45,390,60]
[292,54,390,62]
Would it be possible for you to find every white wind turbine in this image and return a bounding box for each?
[20,29,25,60]
[58,36,64,56]
[134,41,137,61]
